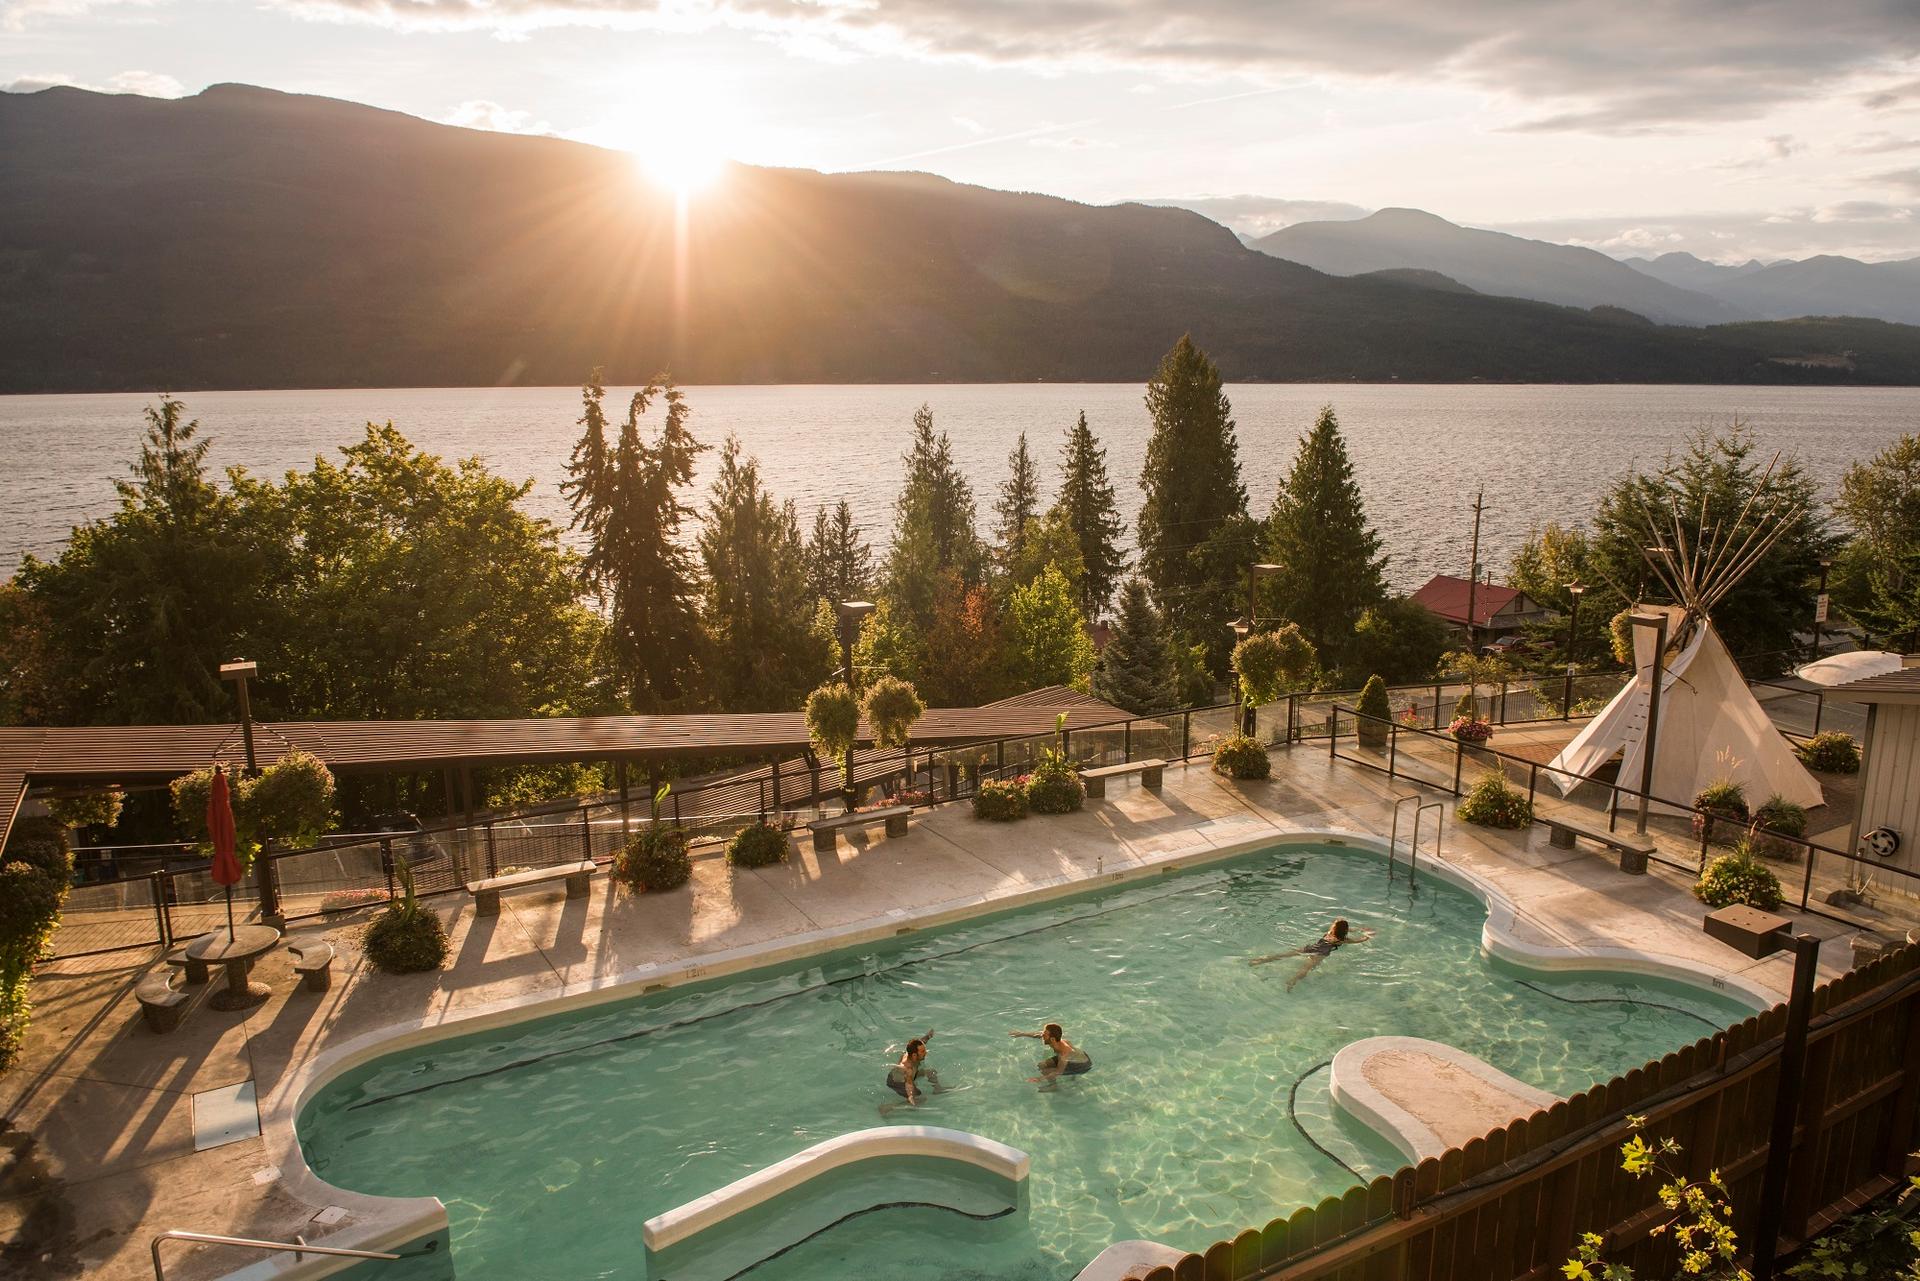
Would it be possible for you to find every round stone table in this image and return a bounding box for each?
[186,925,283,1011]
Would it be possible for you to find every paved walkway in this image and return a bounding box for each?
[0,747,1857,1281]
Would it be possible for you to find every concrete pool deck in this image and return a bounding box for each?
[1,744,1859,1281]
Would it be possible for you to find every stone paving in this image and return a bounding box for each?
[0,746,1860,1281]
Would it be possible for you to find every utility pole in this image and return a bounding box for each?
[1465,490,1484,653]
[1811,558,1832,663]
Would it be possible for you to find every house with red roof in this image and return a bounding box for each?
[1410,574,1552,649]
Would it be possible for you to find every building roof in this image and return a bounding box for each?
[1410,575,1528,629]
[1827,666,1920,706]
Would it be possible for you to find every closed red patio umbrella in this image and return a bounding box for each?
[207,765,242,940]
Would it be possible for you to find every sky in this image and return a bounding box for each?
[4,0,1920,262]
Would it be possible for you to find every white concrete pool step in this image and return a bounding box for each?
[1329,1036,1559,1164]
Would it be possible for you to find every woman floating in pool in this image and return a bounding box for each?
[1251,918,1374,991]
[1011,1023,1092,1090]
[879,1028,943,1114]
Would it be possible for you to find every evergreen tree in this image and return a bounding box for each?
[884,404,987,628]
[1051,411,1126,619]
[1137,336,1248,629]
[1091,579,1179,714]
[698,435,828,711]
[992,432,1040,579]
[804,500,875,606]
[1264,405,1388,665]
[563,371,706,710]
[919,572,1009,706]
[1834,434,1920,649]
[853,599,925,686]
[1005,564,1096,693]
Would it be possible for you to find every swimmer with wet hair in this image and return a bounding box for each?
[1251,918,1374,991]
[879,1027,943,1115]
[1011,1023,1092,1090]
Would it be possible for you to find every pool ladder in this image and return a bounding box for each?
[1388,795,1443,891]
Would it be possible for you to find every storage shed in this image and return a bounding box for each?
[1834,663,1920,886]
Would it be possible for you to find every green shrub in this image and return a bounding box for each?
[1211,733,1271,780]
[973,779,1030,821]
[44,790,123,832]
[246,749,337,849]
[1456,771,1532,828]
[1355,675,1391,751]
[0,863,68,1070]
[616,824,693,893]
[1452,688,1479,721]
[1691,779,1750,845]
[861,676,925,749]
[1796,732,1860,774]
[727,822,789,869]
[1694,842,1784,910]
[1233,626,1317,708]
[2,816,74,882]
[1025,758,1086,815]
[1752,794,1809,860]
[363,900,449,973]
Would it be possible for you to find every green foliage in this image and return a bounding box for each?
[1453,687,1480,721]
[919,574,1009,705]
[363,860,449,974]
[564,371,705,710]
[698,434,829,712]
[1211,733,1271,780]
[1002,508,1086,599]
[1753,794,1810,860]
[616,823,693,893]
[1787,1161,1920,1281]
[44,790,123,832]
[1508,522,1616,665]
[1694,841,1784,910]
[1344,597,1451,685]
[486,763,608,812]
[1692,779,1750,846]
[1005,563,1096,692]
[0,862,68,1069]
[1090,579,1179,714]
[885,404,988,629]
[1564,1121,1749,1281]
[1025,746,1086,815]
[804,682,862,770]
[1833,433,1920,650]
[853,599,925,686]
[2,816,74,882]
[1356,675,1391,749]
[245,749,336,850]
[973,778,1030,821]
[1175,641,1217,707]
[1137,336,1249,631]
[1609,609,1636,664]
[991,431,1041,580]
[1797,732,1861,774]
[727,822,789,869]
[861,675,925,749]
[1051,411,1127,618]
[1233,624,1317,709]
[1456,772,1531,828]
[804,499,874,606]
[1263,405,1388,667]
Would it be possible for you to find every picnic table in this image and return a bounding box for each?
[186,925,283,1011]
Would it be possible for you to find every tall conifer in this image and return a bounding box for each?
[1264,405,1388,665]
[992,432,1040,578]
[1137,336,1248,630]
[805,500,874,604]
[1091,579,1179,714]
[1052,411,1126,619]
[884,404,986,627]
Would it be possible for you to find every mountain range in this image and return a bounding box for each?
[1625,252,1920,326]
[4,84,1920,391]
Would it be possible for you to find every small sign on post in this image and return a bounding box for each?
[1814,593,1830,623]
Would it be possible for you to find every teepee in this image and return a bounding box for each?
[1547,457,1823,815]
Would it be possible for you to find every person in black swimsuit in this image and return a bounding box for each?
[879,1028,943,1115]
[1012,1023,1092,1090]
[1251,918,1374,991]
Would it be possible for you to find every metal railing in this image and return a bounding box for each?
[150,1230,408,1280]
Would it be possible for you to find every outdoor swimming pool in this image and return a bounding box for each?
[298,842,1755,1281]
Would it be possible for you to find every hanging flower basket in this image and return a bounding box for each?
[1448,716,1494,745]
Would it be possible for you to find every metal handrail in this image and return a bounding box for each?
[150,1229,401,1280]
[1387,795,1422,885]
[1408,801,1444,892]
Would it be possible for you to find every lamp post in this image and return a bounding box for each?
[1700,906,1821,1281]
[1811,558,1832,663]
[833,601,876,811]
[1563,580,1586,716]
[1245,562,1282,628]
[1228,616,1253,735]
[219,659,279,925]
[1628,612,1668,835]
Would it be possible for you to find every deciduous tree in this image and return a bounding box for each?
[1005,564,1096,693]
[1834,433,1920,650]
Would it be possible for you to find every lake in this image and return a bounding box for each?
[4,383,1914,589]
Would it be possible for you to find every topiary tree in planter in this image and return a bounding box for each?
[363,855,449,974]
[1441,651,1508,736]
[615,785,693,893]
[1232,625,1317,736]
[727,821,789,869]
[805,682,862,808]
[1355,675,1391,751]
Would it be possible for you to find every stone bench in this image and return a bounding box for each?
[162,945,211,986]
[1079,759,1165,799]
[466,860,595,917]
[290,941,335,992]
[136,973,189,1033]
[1542,815,1657,875]
[806,805,910,853]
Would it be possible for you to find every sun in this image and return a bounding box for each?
[638,136,728,198]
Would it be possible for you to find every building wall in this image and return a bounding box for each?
[1859,703,1920,883]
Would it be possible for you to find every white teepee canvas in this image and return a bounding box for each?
[1547,605,1823,814]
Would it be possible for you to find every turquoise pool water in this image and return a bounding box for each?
[299,843,1753,1281]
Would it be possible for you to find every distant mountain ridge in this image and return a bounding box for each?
[1626,251,1920,326]
[4,84,1920,389]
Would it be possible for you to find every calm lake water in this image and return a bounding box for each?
[3,384,1914,588]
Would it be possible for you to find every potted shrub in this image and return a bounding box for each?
[1455,771,1532,829]
[1691,779,1750,846]
[615,785,692,893]
[1025,713,1087,815]
[1355,675,1391,752]
[1231,624,1317,737]
[973,778,1030,821]
[1449,715,1494,745]
[727,821,788,869]
[363,857,449,974]
[1795,732,1860,775]
[1693,838,1784,911]
[1751,794,1808,860]
[1211,733,1271,780]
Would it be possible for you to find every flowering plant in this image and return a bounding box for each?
[1448,716,1493,744]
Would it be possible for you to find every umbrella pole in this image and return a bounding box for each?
[225,884,236,941]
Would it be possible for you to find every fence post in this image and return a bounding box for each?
[1527,763,1538,818]
[1498,679,1508,724]
[485,822,499,877]
[997,740,1006,775]
[381,838,396,899]
[1123,719,1133,763]
[1287,694,1298,745]
[1452,739,1465,797]
[1431,683,1443,730]
[1811,691,1824,737]
[1329,707,1339,760]
[1387,722,1398,783]
[758,779,767,821]
[1800,844,1818,910]
[1061,729,1071,763]
[1181,712,1191,761]
[149,870,170,948]
[1698,815,1711,873]
[580,810,592,863]
[1563,670,1574,720]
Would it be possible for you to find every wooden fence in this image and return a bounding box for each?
[1133,943,1920,1281]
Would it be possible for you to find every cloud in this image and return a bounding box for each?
[1717,132,1805,170]
[1845,132,1920,154]
[1864,78,1920,109]
[950,115,986,136]
[259,0,1920,135]
[1132,195,1371,239]
[1030,134,1113,150]
[1,68,183,96]
[1492,203,1920,264]
[1876,166,1920,192]
[443,99,553,134]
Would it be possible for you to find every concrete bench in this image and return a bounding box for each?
[290,941,335,993]
[807,805,911,853]
[136,973,189,1033]
[1542,815,1657,875]
[162,945,211,986]
[466,860,595,917]
[1079,759,1165,799]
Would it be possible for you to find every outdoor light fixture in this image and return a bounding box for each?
[219,659,261,777]
[1700,906,1820,1281]
[1564,580,1586,702]
[1246,563,1281,629]
[834,601,876,693]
